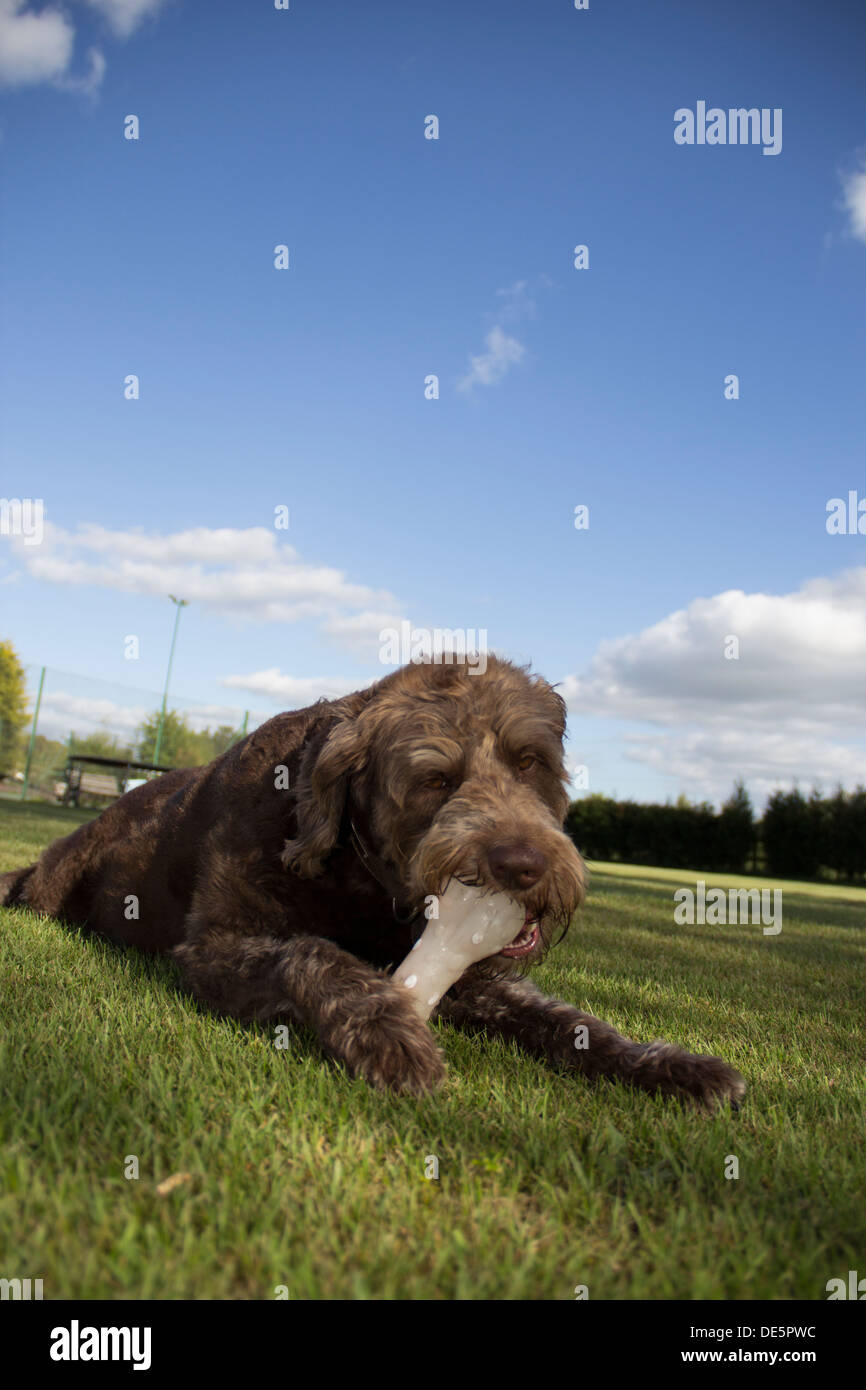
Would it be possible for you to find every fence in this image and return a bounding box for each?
[8,665,268,802]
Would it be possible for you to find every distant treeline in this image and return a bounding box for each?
[566,783,866,883]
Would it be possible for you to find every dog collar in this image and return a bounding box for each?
[349,818,425,931]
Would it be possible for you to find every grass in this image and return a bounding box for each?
[1,800,864,1300]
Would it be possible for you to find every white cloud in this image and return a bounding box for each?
[562,567,866,803]
[320,608,407,657]
[4,521,407,660]
[41,689,149,741]
[0,1,74,88]
[622,726,866,805]
[457,276,554,392]
[457,324,526,393]
[493,280,535,323]
[32,686,261,745]
[81,0,165,39]
[0,0,164,93]
[220,668,359,708]
[55,44,105,95]
[840,159,866,244]
[562,568,866,726]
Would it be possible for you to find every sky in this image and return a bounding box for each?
[1,0,865,808]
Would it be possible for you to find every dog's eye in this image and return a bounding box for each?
[516,754,536,772]
[422,773,449,791]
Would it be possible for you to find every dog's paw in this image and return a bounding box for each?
[321,987,447,1097]
[626,1040,746,1111]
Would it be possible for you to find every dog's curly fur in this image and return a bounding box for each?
[1,656,745,1108]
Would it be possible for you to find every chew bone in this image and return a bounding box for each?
[392,880,524,1021]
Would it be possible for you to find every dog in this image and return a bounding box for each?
[1,657,745,1108]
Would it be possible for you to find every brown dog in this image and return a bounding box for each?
[1,657,745,1107]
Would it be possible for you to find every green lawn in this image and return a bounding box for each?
[1,800,864,1300]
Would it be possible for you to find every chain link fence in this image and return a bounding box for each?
[5,665,268,804]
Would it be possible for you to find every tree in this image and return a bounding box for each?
[70,731,134,761]
[137,710,196,766]
[211,724,240,758]
[25,733,68,793]
[716,781,755,872]
[0,639,29,773]
[566,782,863,882]
[136,710,245,768]
[761,787,819,879]
[824,785,866,881]
[565,794,620,861]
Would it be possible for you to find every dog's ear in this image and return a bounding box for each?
[282,713,370,877]
[541,681,567,740]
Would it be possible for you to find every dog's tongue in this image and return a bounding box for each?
[393,881,524,1021]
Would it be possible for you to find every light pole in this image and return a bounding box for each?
[153,595,187,768]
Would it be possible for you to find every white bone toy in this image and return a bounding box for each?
[392,880,525,1021]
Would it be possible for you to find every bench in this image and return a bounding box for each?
[60,771,122,807]
[54,754,173,809]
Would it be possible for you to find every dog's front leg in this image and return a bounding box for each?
[436,975,745,1109]
[173,929,446,1096]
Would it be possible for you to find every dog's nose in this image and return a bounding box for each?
[487,842,547,891]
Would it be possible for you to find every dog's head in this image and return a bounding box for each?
[283,657,587,966]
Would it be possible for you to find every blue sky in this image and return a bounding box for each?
[1,0,865,806]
